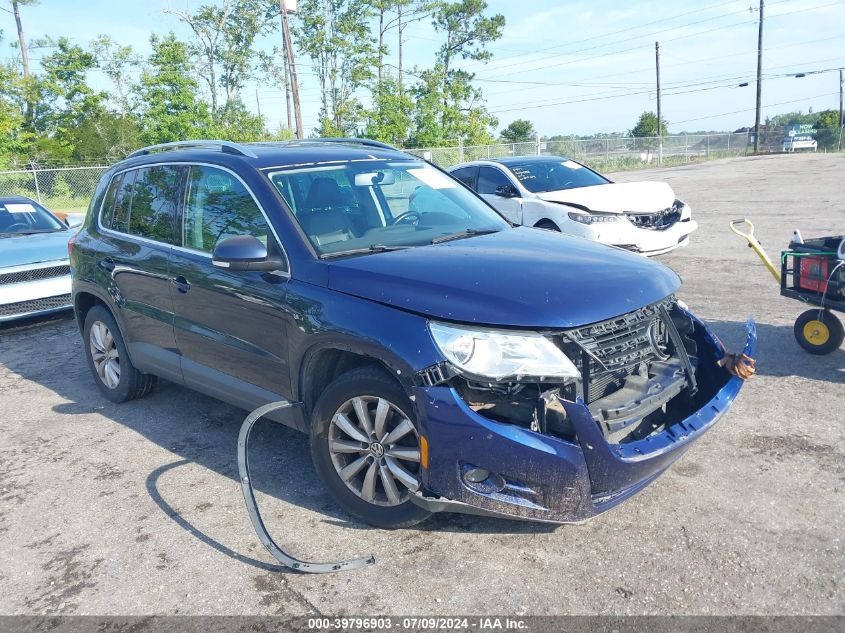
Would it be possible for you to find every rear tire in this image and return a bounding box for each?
[309,366,431,529]
[83,305,156,402]
[535,220,560,231]
[794,309,844,355]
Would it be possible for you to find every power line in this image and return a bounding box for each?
[472,0,843,81]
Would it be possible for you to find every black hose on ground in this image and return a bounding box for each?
[238,400,375,573]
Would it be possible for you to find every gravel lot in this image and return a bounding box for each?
[1,153,843,616]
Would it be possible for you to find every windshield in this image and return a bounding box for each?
[0,199,66,236]
[504,159,610,194]
[267,160,509,256]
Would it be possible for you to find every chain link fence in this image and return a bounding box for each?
[406,132,757,170]
[1,128,841,215]
[0,165,109,213]
[406,128,844,170]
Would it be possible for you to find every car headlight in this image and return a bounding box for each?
[568,211,618,225]
[672,199,685,211]
[428,322,580,381]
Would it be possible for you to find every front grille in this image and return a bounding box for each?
[0,294,72,318]
[0,265,71,285]
[626,208,681,231]
[562,298,673,403]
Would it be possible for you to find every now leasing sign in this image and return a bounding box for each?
[783,124,818,151]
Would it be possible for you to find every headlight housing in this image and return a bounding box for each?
[568,211,618,225]
[428,322,580,381]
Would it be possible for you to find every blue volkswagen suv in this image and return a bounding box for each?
[70,139,755,528]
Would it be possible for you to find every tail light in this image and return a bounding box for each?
[67,232,77,259]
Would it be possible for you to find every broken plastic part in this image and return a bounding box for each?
[238,400,375,573]
[717,352,756,380]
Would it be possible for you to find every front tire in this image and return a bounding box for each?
[83,305,156,402]
[309,367,431,529]
[794,309,844,355]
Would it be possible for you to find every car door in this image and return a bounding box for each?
[169,164,294,407]
[96,165,185,382]
[477,166,522,224]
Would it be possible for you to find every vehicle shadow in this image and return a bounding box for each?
[1,315,558,573]
[705,319,845,383]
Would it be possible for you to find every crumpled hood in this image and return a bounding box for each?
[538,181,676,214]
[0,231,71,269]
[326,227,681,328]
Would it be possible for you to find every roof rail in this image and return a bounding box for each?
[127,140,258,159]
[274,137,400,151]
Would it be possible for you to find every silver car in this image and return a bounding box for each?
[0,196,79,322]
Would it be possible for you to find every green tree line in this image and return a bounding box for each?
[0,0,505,167]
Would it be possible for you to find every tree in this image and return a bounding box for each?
[0,56,30,166]
[409,64,496,147]
[630,111,668,138]
[294,0,377,136]
[365,73,414,145]
[500,119,535,143]
[91,36,141,117]
[37,38,108,147]
[165,0,271,121]
[432,0,504,108]
[134,34,213,144]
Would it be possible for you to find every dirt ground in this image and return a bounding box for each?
[1,153,843,616]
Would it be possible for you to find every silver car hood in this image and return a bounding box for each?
[0,231,71,269]
[537,181,676,214]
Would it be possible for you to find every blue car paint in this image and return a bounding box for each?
[71,143,754,524]
[327,226,681,328]
[0,228,73,269]
[415,317,757,523]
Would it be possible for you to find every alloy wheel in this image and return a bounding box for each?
[89,320,120,389]
[328,396,421,507]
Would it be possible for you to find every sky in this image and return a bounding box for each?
[1,0,843,138]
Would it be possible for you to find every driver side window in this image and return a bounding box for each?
[477,167,515,195]
[183,165,269,253]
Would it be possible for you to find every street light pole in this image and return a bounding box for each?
[655,41,663,166]
[754,0,764,153]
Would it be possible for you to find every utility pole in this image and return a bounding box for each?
[255,86,261,119]
[12,0,32,124]
[839,68,843,128]
[754,0,764,153]
[655,41,663,166]
[279,0,303,139]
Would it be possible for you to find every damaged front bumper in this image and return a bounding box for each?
[409,318,756,523]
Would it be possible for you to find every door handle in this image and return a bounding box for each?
[97,257,115,272]
[172,275,191,294]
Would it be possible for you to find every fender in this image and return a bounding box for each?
[297,333,423,418]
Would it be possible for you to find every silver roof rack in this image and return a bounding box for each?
[127,140,258,159]
[252,138,400,152]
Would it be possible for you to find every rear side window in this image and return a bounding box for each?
[477,167,512,195]
[110,170,137,234]
[99,173,123,229]
[129,166,183,245]
[183,165,269,253]
[450,166,478,189]
[105,166,184,245]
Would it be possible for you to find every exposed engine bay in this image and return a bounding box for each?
[430,297,729,445]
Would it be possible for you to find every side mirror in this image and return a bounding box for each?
[212,235,285,272]
[495,184,518,198]
[66,214,84,229]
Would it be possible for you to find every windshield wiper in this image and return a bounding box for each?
[0,228,62,236]
[320,244,409,259]
[431,228,499,244]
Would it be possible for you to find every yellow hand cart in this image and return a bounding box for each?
[729,219,845,355]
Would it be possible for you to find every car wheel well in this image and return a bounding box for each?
[74,292,102,332]
[534,219,560,231]
[301,349,400,419]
